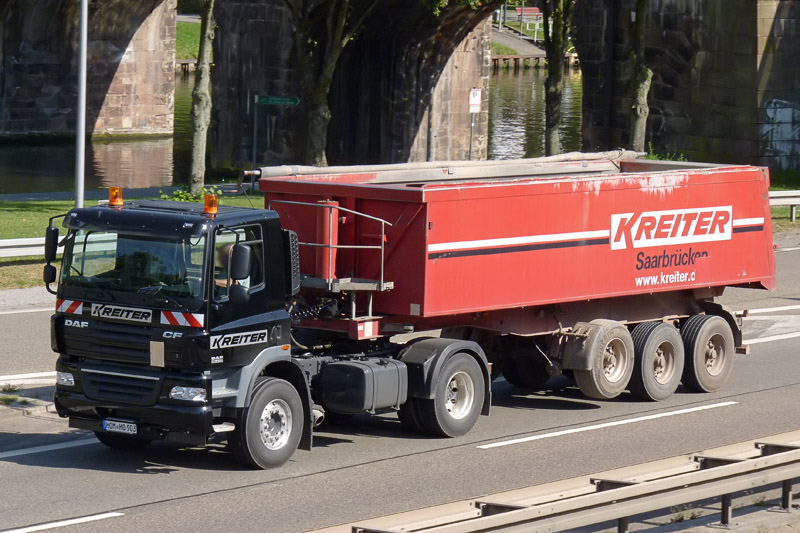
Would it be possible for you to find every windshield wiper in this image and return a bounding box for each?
[138,285,182,309]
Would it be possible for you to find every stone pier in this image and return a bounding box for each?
[0,0,176,138]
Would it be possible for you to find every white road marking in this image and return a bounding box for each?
[477,401,738,450]
[3,512,124,533]
[744,332,800,345]
[0,438,97,460]
[0,371,55,381]
[0,307,52,316]
[744,304,800,315]
[777,246,800,252]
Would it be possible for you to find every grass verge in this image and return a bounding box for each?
[177,22,201,60]
[491,42,518,55]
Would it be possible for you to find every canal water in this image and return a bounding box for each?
[0,71,582,194]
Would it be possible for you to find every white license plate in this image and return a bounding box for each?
[103,419,137,435]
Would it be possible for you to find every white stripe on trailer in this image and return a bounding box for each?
[427,229,612,253]
[732,217,765,227]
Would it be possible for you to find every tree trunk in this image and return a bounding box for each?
[628,0,650,152]
[629,66,652,152]
[304,102,331,166]
[544,64,563,156]
[189,0,215,196]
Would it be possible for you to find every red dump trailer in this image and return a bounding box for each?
[259,152,774,404]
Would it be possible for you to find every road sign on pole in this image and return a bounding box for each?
[469,88,482,114]
[255,95,300,106]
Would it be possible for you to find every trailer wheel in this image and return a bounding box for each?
[502,356,549,390]
[574,320,634,400]
[681,315,734,392]
[418,353,485,437]
[228,377,303,469]
[94,432,151,450]
[629,322,685,401]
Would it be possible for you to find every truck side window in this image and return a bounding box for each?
[214,225,264,300]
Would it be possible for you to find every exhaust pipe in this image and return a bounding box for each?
[312,407,325,428]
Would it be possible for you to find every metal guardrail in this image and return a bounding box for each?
[0,237,58,259]
[349,430,800,533]
[770,190,800,222]
[0,190,795,259]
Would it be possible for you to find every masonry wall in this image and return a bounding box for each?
[573,0,800,169]
[0,0,175,137]
[211,0,495,168]
[409,19,492,162]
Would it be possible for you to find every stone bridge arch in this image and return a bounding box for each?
[0,0,175,137]
[572,0,800,170]
[211,0,497,167]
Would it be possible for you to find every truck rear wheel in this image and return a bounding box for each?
[681,315,734,392]
[502,356,549,390]
[574,320,634,400]
[228,377,303,469]
[417,353,485,437]
[629,322,685,401]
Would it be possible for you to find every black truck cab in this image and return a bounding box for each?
[45,198,490,469]
[49,200,308,463]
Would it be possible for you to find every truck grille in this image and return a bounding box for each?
[80,366,162,406]
[64,321,152,365]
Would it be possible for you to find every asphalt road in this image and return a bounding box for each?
[0,229,799,533]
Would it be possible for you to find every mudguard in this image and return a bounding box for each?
[698,301,744,348]
[400,338,492,415]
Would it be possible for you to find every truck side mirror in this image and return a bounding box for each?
[44,226,59,263]
[229,283,250,305]
[229,244,251,280]
[43,264,57,284]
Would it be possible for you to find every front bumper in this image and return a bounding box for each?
[54,358,213,446]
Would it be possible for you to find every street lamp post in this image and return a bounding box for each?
[75,0,88,208]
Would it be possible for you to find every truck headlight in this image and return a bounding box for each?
[56,372,75,386]
[169,386,207,402]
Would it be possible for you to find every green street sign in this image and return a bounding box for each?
[256,95,300,106]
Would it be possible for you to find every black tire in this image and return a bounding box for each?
[228,377,303,469]
[502,356,549,390]
[681,315,735,392]
[574,319,635,400]
[416,353,485,437]
[94,431,151,450]
[397,397,427,434]
[629,322,685,401]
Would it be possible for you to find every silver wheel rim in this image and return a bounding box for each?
[652,341,676,385]
[603,338,628,383]
[445,371,475,420]
[704,333,727,376]
[259,399,292,450]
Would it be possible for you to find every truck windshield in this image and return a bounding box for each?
[60,228,207,302]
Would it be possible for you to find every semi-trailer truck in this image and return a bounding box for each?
[45,152,776,468]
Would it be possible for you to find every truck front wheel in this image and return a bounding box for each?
[418,353,485,437]
[574,319,634,400]
[681,315,734,392]
[228,377,303,469]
